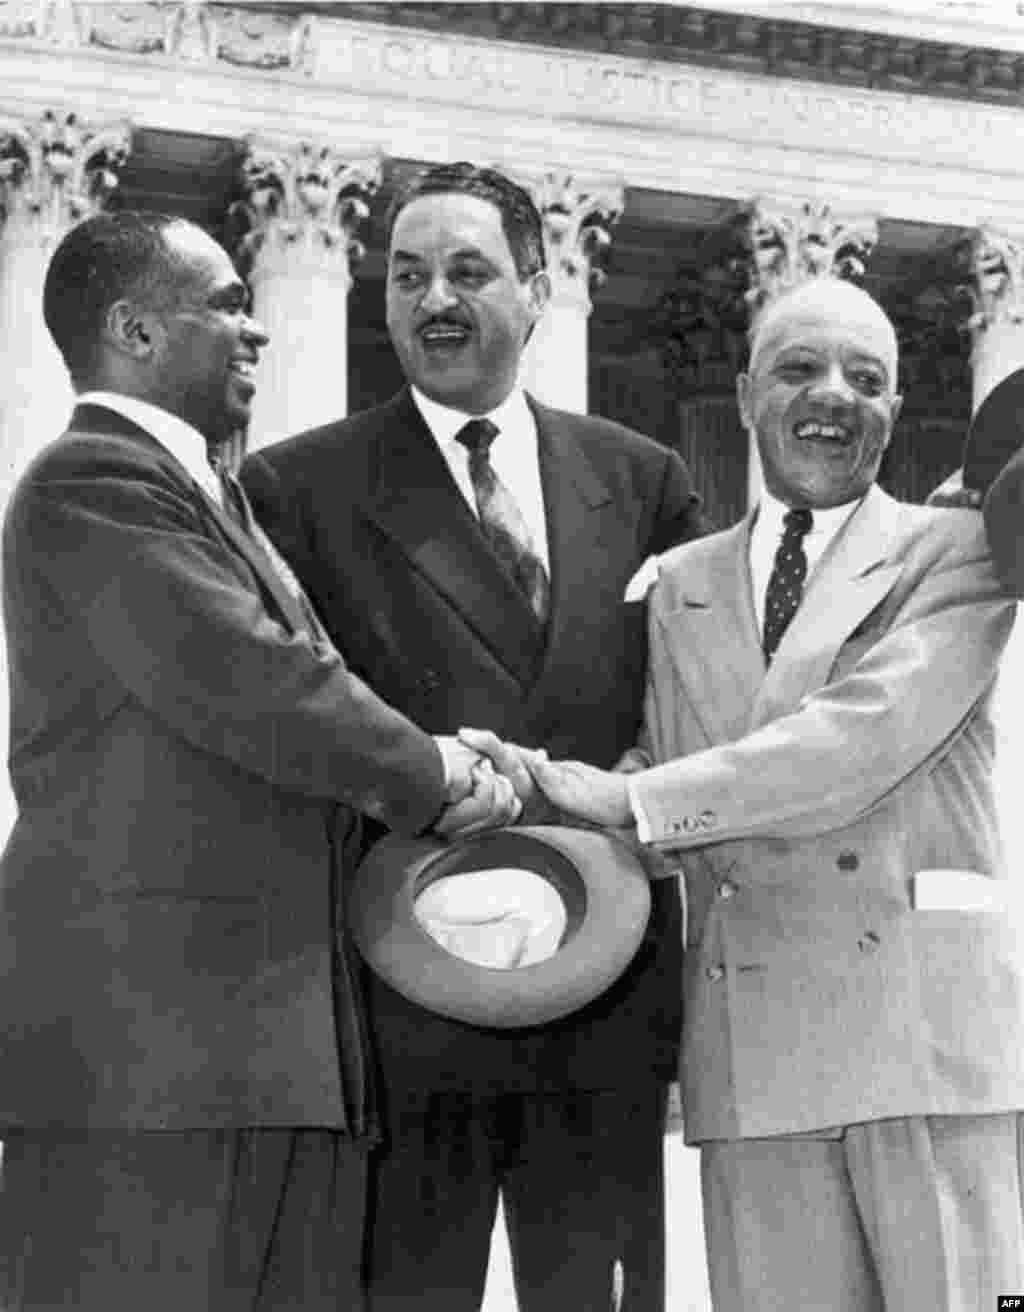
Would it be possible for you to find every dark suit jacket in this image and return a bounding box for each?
[0,404,446,1130]
[243,389,702,1095]
[984,434,1024,596]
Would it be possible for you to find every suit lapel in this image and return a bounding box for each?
[749,485,905,731]
[69,405,310,636]
[658,520,765,748]
[365,391,543,687]
[202,491,312,636]
[525,401,618,688]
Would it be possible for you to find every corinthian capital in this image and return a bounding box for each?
[528,172,623,296]
[0,110,131,242]
[232,141,381,277]
[743,198,878,317]
[966,225,1024,339]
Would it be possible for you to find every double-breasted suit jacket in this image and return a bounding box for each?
[627,485,1024,1141]
[0,404,446,1132]
[242,387,702,1095]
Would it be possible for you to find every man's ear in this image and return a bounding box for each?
[528,270,551,319]
[105,301,158,360]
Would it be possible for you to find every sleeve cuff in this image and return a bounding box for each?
[627,773,653,844]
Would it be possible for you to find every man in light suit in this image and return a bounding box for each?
[242,163,703,1312]
[0,210,511,1310]
[511,278,1024,1309]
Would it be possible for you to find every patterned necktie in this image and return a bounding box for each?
[762,506,813,664]
[210,453,328,642]
[456,418,550,624]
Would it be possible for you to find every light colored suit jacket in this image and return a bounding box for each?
[630,485,1024,1141]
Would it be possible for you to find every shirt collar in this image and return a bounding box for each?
[756,484,863,540]
[411,385,531,448]
[76,390,221,504]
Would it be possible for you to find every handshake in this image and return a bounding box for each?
[431,729,635,839]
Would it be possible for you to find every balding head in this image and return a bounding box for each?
[749,279,898,386]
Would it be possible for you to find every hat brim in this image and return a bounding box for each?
[963,367,1024,493]
[348,826,652,1029]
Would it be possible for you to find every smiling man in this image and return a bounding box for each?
[0,210,501,1310]
[242,162,703,1312]
[506,277,1024,1309]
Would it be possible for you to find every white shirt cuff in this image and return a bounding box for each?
[627,774,653,844]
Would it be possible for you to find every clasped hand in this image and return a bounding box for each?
[432,730,633,839]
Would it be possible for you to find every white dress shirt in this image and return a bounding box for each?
[411,385,550,571]
[748,488,861,632]
[76,389,223,508]
[629,487,865,843]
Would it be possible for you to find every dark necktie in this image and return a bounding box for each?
[456,418,550,624]
[210,453,328,642]
[762,506,813,664]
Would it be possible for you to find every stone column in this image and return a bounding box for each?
[521,172,622,415]
[966,226,1024,414]
[0,108,130,841]
[232,141,380,450]
[740,198,879,507]
[0,111,130,487]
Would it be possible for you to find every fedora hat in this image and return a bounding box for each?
[963,366,1024,493]
[348,826,652,1028]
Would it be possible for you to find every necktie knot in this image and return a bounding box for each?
[455,418,500,458]
[783,506,813,538]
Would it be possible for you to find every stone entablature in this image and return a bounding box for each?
[2,9,1024,232]
[12,3,1021,111]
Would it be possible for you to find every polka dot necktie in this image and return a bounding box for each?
[762,506,813,664]
[456,418,550,625]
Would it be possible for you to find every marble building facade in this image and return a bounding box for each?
[4,4,1024,1307]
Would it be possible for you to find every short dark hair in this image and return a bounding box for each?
[385,162,546,281]
[43,210,199,385]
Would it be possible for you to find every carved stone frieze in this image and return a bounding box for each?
[0,109,130,240]
[308,5,1024,110]
[3,2,319,71]
[0,0,87,45]
[4,4,1024,110]
[230,140,380,277]
[217,7,316,71]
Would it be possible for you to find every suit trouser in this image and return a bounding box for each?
[701,1113,1024,1312]
[363,1084,666,1312]
[0,1128,369,1311]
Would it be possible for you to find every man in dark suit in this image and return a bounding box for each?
[0,209,511,1310]
[242,162,703,1312]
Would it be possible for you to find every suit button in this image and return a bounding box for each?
[705,964,725,981]
[718,881,737,900]
[837,851,860,871]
